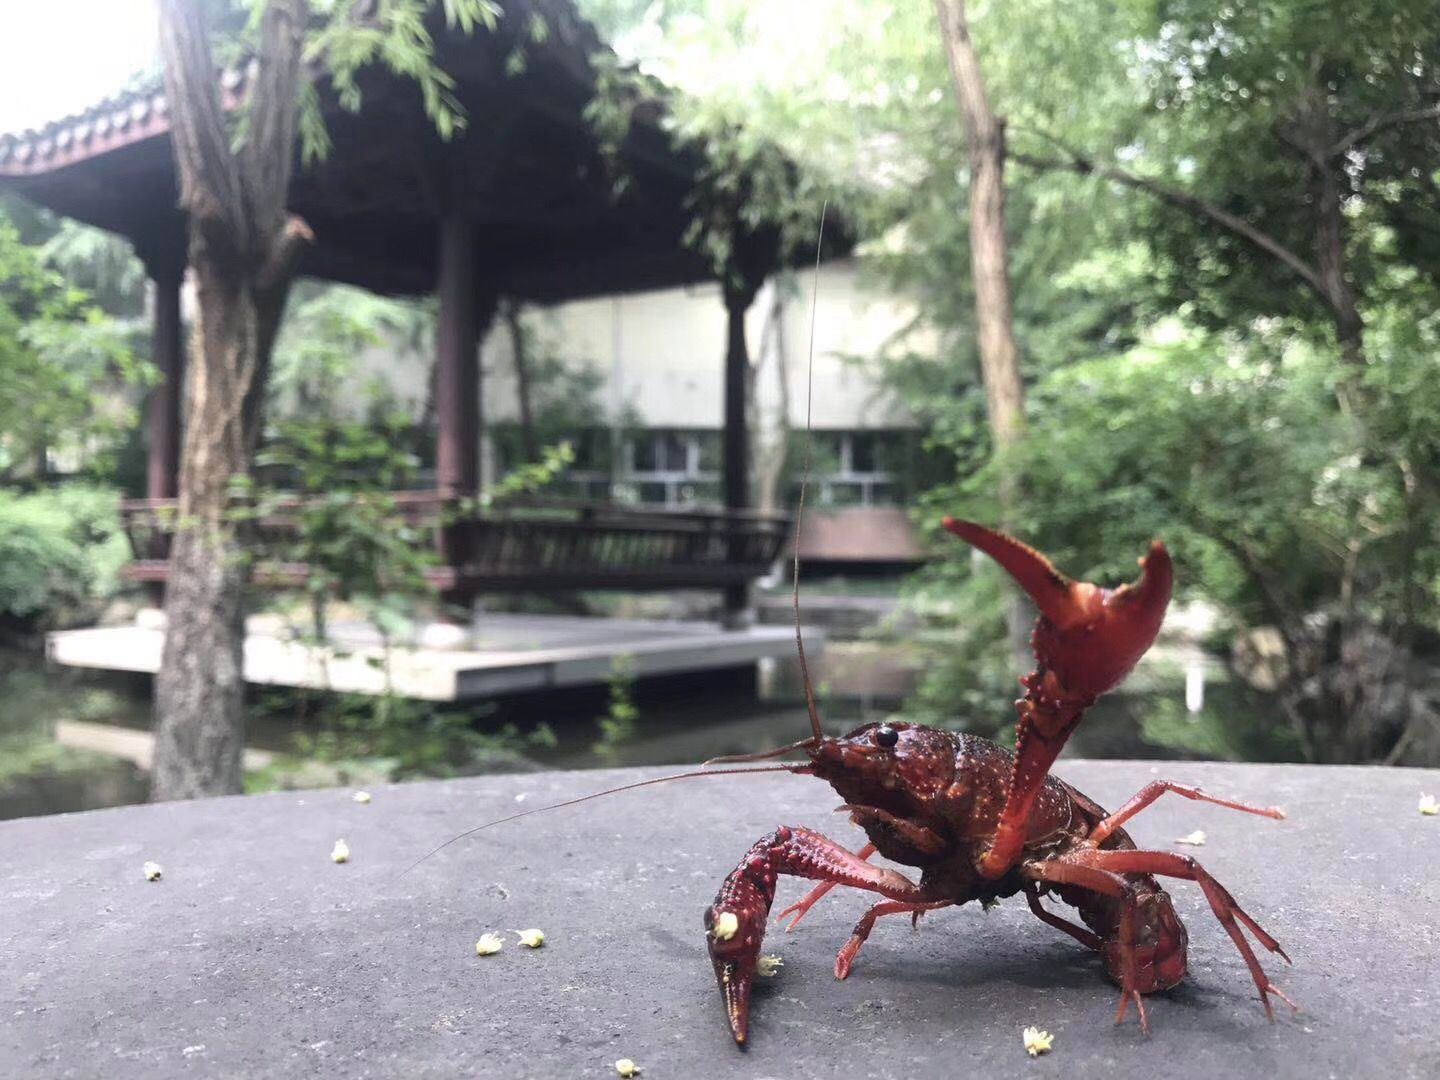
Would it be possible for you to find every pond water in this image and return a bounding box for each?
[0,638,1287,821]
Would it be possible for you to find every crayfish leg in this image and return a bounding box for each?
[1086,781,1285,847]
[775,842,877,932]
[833,899,951,980]
[1021,858,1155,1033]
[1023,882,1102,952]
[1067,847,1297,1021]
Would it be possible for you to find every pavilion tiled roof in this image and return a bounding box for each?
[0,69,257,178]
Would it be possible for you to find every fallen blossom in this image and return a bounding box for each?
[1420,794,1438,816]
[756,954,783,977]
[475,933,504,956]
[331,839,350,863]
[515,928,545,948]
[352,791,372,804]
[142,861,163,882]
[1175,830,1207,846]
[1022,1025,1054,1057]
[711,911,739,941]
[615,1059,641,1077]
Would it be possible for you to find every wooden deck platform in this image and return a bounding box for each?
[45,613,818,701]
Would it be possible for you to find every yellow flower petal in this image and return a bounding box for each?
[1419,794,1439,816]
[352,791,372,804]
[711,911,739,941]
[1022,1025,1054,1057]
[142,861,163,882]
[615,1059,641,1078]
[330,839,350,864]
[516,928,545,948]
[475,932,504,956]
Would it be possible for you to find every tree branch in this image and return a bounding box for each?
[257,214,315,292]
[1012,145,1331,307]
[1331,102,1440,159]
[241,0,308,248]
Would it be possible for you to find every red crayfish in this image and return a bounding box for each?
[703,518,1295,1044]
[413,518,1296,1047]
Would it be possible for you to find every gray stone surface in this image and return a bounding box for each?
[2,760,1437,1079]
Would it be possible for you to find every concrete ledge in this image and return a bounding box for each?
[2,760,1437,1078]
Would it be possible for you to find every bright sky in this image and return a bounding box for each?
[0,0,159,135]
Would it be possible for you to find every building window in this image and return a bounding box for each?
[621,429,719,506]
[804,430,902,508]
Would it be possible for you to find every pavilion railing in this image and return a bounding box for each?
[118,493,791,594]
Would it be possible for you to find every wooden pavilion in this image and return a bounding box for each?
[0,1,803,617]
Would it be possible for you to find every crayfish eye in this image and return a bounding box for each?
[875,725,899,749]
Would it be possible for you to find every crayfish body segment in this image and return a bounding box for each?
[705,522,1293,1045]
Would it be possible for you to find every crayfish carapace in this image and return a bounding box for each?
[703,519,1294,1044]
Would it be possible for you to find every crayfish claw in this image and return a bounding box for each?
[713,957,754,1046]
[705,872,772,1046]
[944,518,1174,700]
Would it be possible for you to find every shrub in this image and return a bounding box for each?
[0,484,128,629]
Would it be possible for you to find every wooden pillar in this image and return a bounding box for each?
[722,280,759,622]
[435,211,482,497]
[145,261,185,502]
[432,211,497,610]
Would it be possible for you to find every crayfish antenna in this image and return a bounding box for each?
[791,201,829,746]
[399,764,806,876]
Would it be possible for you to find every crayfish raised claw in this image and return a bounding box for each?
[704,520,1294,1045]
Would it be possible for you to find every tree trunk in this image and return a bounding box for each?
[152,265,266,799]
[934,0,1026,452]
[722,279,758,620]
[750,280,791,514]
[934,0,1030,659]
[151,0,309,800]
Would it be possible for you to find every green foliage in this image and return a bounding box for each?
[248,413,435,642]
[247,690,558,788]
[586,1,1440,765]
[296,695,550,779]
[580,2,852,273]
[38,220,148,318]
[1099,0,1440,330]
[0,210,148,479]
[483,442,576,506]
[297,0,501,159]
[268,282,431,421]
[594,653,639,759]
[0,486,130,629]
